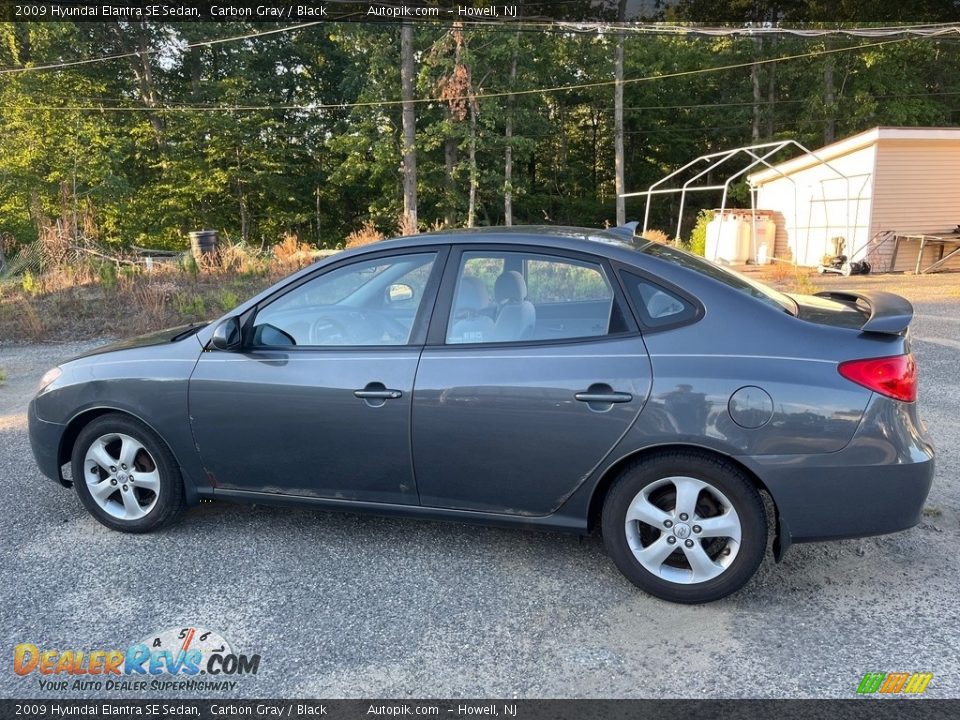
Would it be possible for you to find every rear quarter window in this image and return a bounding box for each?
[637,242,796,315]
[620,271,698,329]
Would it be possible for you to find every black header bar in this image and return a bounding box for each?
[1,1,955,23]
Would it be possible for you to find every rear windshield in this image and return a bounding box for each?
[636,242,797,315]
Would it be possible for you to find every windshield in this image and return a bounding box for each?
[635,242,797,315]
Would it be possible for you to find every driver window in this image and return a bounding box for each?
[252,252,437,347]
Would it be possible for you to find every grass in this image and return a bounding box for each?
[760,262,821,295]
[0,368,5,384]
[0,243,309,342]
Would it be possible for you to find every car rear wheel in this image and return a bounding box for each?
[71,413,185,533]
[602,451,767,603]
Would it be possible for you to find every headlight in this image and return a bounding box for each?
[37,367,62,393]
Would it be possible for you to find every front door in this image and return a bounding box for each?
[189,249,444,503]
[412,247,652,515]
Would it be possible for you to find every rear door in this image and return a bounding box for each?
[411,246,652,515]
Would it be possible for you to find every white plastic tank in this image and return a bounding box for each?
[706,211,751,264]
[744,212,776,264]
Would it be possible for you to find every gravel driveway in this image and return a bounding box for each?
[1,278,958,699]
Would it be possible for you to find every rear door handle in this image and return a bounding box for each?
[575,391,632,403]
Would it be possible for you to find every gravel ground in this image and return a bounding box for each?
[0,274,958,700]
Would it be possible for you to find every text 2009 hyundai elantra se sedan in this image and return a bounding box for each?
[29,226,934,603]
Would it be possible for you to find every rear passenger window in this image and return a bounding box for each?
[446,251,628,344]
[620,272,698,329]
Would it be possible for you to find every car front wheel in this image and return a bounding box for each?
[602,451,767,603]
[71,413,185,533]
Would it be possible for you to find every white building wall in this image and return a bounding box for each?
[754,145,875,266]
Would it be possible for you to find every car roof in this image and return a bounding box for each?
[366,224,643,255]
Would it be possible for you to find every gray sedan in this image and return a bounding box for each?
[28,226,934,603]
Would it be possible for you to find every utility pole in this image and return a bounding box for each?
[614,0,627,227]
[400,22,418,231]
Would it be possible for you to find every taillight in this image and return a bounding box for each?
[838,354,917,402]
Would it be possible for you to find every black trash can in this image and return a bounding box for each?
[189,230,218,261]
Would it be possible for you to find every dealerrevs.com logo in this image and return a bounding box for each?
[13,627,261,693]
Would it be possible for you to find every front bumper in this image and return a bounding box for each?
[28,400,69,487]
[741,394,934,546]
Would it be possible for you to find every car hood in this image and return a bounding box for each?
[69,323,208,361]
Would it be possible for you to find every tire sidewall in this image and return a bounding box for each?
[602,453,767,603]
[71,414,183,533]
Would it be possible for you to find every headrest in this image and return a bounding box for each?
[494,270,527,303]
[455,275,489,312]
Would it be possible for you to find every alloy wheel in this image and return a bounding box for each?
[623,475,741,584]
[83,432,161,521]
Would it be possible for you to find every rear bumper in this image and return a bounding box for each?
[28,400,69,487]
[741,394,934,545]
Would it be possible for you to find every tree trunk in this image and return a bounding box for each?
[110,23,164,141]
[613,0,627,227]
[504,38,518,226]
[444,132,458,227]
[12,24,31,64]
[236,146,248,244]
[766,45,776,138]
[315,185,322,243]
[823,53,836,145]
[467,97,478,228]
[400,23,418,231]
[751,39,762,142]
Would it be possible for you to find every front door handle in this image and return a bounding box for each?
[354,388,403,400]
[575,391,633,404]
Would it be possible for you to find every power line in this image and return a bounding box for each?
[2,19,956,79]
[0,36,924,113]
[19,88,960,111]
[555,21,960,38]
[613,90,960,112]
[0,22,326,76]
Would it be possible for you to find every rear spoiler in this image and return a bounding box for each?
[815,290,913,335]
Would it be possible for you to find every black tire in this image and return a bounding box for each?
[71,413,185,533]
[602,451,767,604]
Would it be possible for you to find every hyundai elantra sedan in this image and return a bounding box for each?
[28,226,934,603]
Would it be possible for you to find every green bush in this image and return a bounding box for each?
[174,292,207,318]
[180,254,199,277]
[687,209,715,257]
[21,270,39,295]
[216,289,239,313]
[97,261,118,290]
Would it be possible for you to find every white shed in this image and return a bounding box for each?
[748,127,960,271]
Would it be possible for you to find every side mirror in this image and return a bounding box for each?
[386,283,414,304]
[210,317,242,352]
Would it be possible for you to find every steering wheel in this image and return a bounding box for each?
[309,315,351,345]
[377,313,411,341]
[309,311,411,345]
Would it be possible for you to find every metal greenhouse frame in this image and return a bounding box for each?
[621,140,864,265]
